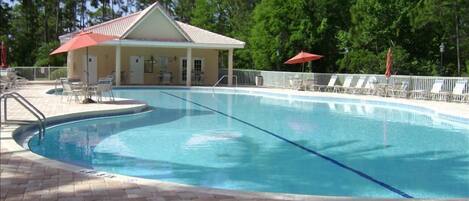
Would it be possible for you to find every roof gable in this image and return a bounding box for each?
[121,2,190,42]
[58,2,244,48]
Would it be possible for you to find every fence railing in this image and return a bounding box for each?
[1,67,68,81]
[220,69,469,100]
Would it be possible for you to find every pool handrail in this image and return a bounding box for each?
[1,92,46,139]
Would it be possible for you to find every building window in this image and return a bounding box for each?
[159,56,169,73]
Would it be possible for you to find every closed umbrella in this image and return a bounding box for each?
[385,48,392,79]
[50,31,117,103]
[0,41,7,68]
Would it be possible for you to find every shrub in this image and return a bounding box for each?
[50,68,67,80]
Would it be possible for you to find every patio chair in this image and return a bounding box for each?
[389,80,409,98]
[106,73,115,84]
[346,76,366,94]
[333,76,353,93]
[161,72,172,85]
[448,80,468,102]
[0,79,9,93]
[15,75,28,87]
[363,76,377,95]
[61,80,82,102]
[90,78,115,102]
[192,72,204,85]
[304,79,318,91]
[318,75,338,92]
[289,76,303,90]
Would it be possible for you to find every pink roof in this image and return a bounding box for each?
[85,12,141,37]
[59,3,244,47]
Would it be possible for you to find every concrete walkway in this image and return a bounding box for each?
[1,84,466,201]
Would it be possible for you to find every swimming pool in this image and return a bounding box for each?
[28,88,469,198]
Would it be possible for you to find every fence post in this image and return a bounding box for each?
[33,68,36,80]
[48,66,51,80]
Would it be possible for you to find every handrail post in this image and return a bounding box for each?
[3,96,7,121]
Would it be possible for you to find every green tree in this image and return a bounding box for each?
[337,0,426,75]
[191,0,218,32]
[174,0,195,23]
[10,0,41,66]
[0,2,12,46]
[34,41,65,66]
[409,0,469,76]
[250,0,350,72]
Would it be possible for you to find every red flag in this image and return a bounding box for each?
[385,48,392,79]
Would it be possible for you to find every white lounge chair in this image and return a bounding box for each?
[333,76,353,93]
[346,76,367,94]
[411,80,443,100]
[389,80,409,98]
[363,76,377,95]
[448,80,468,102]
[429,80,446,101]
[318,75,338,92]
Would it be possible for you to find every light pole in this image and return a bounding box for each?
[439,43,445,75]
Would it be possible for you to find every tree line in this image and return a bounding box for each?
[1,0,468,76]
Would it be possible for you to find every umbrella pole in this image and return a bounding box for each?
[83,47,96,104]
[86,47,89,87]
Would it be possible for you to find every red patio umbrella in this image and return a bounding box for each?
[285,51,323,72]
[50,31,117,103]
[50,31,117,55]
[385,48,392,79]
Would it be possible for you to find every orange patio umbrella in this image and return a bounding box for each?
[50,31,117,103]
[50,31,117,55]
[285,51,323,72]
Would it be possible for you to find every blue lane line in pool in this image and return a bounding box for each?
[161,91,414,199]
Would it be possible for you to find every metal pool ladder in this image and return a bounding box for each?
[1,92,47,139]
[212,75,238,91]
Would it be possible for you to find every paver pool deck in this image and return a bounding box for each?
[1,84,468,201]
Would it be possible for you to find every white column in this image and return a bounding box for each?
[228,48,234,86]
[66,51,74,78]
[115,45,121,86]
[186,47,192,86]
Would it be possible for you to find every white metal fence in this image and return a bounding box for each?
[1,67,68,80]
[220,69,469,101]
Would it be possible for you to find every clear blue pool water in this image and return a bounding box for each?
[29,88,469,198]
